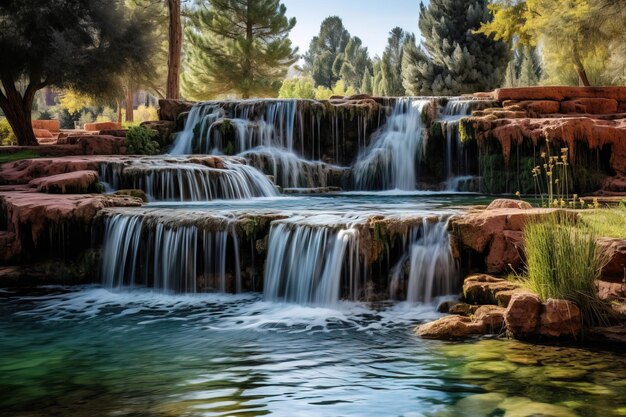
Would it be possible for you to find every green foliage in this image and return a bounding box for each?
[334,37,372,92]
[504,46,543,87]
[361,70,373,95]
[579,204,626,239]
[126,126,160,155]
[0,150,41,164]
[480,154,507,194]
[374,28,412,96]
[403,0,509,95]
[312,80,356,100]
[182,0,298,99]
[0,118,17,146]
[303,17,351,88]
[523,213,609,326]
[278,78,316,99]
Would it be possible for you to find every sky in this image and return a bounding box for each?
[281,0,425,59]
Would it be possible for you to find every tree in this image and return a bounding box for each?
[504,45,542,87]
[0,0,153,146]
[361,70,373,95]
[278,77,316,99]
[376,28,412,96]
[479,0,616,87]
[303,17,350,88]
[335,37,372,91]
[182,0,298,99]
[403,0,510,95]
[167,0,182,99]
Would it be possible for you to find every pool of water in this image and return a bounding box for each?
[2,287,625,417]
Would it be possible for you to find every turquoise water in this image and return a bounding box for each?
[1,286,626,417]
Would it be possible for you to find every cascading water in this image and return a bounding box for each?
[440,100,476,191]
[263,217,362,305]
[353,99,429,190]
[169,104,224,155]
[100,158,277,201]
[100,212,241,293]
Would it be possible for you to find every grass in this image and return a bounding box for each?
[578,204,626,239]
[523,213,610,327]
[0,150,41,165]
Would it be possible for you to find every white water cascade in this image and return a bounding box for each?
[353,99,429,190]
[441,100,475,191]
[100,213,241,293]
[100,159,277,201]
[169,104,224,155]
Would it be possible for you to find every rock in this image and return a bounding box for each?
[495,288,526,307]
[485,230,524,273]
[486,199,532,210]
[32,119,60,133]
[494,86,626,102]
[449,302,480,316]
[505,292,542,338]
[474,305,506,331]
[99,129,128,138]
[463,274,521,305]
[596,280,625,302]
[158,99,195,121]
[597,238,626,281]
[84,121,122,131]
[561,98,618,115]
[414,315,486,339]
[113,189,148,202]
[29,170,100,194]
[76,135,126,155]
[140,120,176,146]
[33,128,54,138]
[588,325,626,344]
[538,299,582,338]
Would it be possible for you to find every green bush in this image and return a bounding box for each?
[126,126,160,155]
[0,118,17,146]
[523,213,609,326]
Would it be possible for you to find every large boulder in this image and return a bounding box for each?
[158,99,195,122]
[474,305,506,331]
[32,119,60,133]
[29,170,100,194]
[463,274,521,305]
[486,199,532,210]
[414,315,486,339]
[504,292,542,338]
[538,299,582,338]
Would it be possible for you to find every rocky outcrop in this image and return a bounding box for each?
[0,191,143,263]
[463,274,522,306]
[57,135,127,155]
[32,120,60,133]
[84,122,123,131]
[158,99,195,122]
[28,170,100,194]
[504,292,543,337]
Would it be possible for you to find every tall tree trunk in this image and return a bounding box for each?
[0,80,38,146]
[125,86,134,123]
[166,0,182,99]
[116,99,122,123]
[572,43,591,87]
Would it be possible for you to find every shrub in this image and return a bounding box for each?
[126,126,160,155]
[0,118,17,146]
[523,213,610,326]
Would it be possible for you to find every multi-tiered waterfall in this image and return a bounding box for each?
[97,96,495,304]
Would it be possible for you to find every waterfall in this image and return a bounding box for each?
[389,220,457,303]
[239,146,346,189]
[100,212,240,293]
[440,100,475,191]
[100,158,277,201]
[353,99,429,190]
[263,219,361,305]
[170,104,224,155]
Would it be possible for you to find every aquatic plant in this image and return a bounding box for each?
[523,213,610,326]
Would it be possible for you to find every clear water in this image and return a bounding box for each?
[2,287,626,417]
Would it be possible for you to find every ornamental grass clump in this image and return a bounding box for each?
[523,213,610,326]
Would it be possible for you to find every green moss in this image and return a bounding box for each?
[459,119,476,144]
[0,150,41,165]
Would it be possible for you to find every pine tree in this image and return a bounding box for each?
[379,28,412,96]
[335,37,372,91]
[182,0,298,99]
[402,0,509,95]
[361,70,373,95]
[303,16,350,88]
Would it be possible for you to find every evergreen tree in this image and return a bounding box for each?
[335,37,372,91]
[303,16,350,88]
[183,0,298,99]
[378,28,412,96]
[361,70,373,95]
[402,0,509,95]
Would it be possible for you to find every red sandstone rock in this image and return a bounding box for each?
[538,299,582,338]
[486,199,532,210]
[84,122,122,131]
[33,128,53,138]
[474,305,506,331]
[99,129,128,137]
[0,191,143,262]
[414,315,486,339]
[158,99,195,121]
[463,274,521,305]
[29,170,99,194]
[76,135,126,155]
[495,86,626,102]
[505,292,542,337]
[485,230,524,273]
[597,238,626,281]
[596,280,625,302]
[561,98,618,115]
[32,120,60,133]
[0,156,103,184]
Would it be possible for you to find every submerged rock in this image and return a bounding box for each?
[414,315,486,339]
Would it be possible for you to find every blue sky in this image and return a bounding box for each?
[281,0,426,58]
